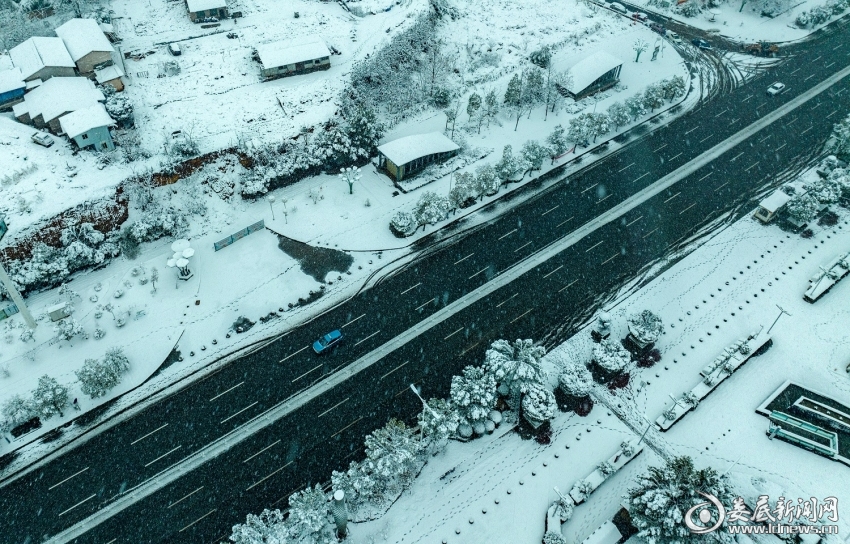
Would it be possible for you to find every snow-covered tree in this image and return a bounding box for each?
[521,383,556,426]
[450,366,498,427]
[103,86,134,127]
[598,460,616,476]
[785,193,820,224]
[806,177,842,204]
[642,83,666,112]
[54,318,84,341]
[547,125,570,157]
[331,461,377,514]
[31,375,69,418]
[76,349,129,398]
[417,397,460,448]
[830,168,850,199]
[467,91,482,132]
[543,531,567,544]
[390,211,417,237]
[230,509,289,544]
[627,456,736,544]
[449,172,475,209]
[286,485,334,544]
[662,76,687,101]
[558,361,594,397]
[827,113,850,160]
[474,163,500,197]
[483,339,546,406]
[150,267,159,293]
[0,394,37,433]
[589,112,610,143]
[483,89,500,129]
[568,113,593,146]
[607,102,631,130]
[104,347,130,375]
[592,338,631,373]
[548,70,573,115]
[363,418,422,483]
[625,94,647,121]
[413,191,450,228]
[628,310,664,345]
[523,67,546,119]
[521,140,549,171]
[504,73,526,130]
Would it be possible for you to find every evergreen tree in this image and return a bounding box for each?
[483,339,546,407]
[363,418,421,482]
[474,164,500,198]
[627,456,736,544]
[467,92,482,132]
[568,113,594,147]
[504,73,525,130]
[642,83,666,112]
[286,485,335,544]
[417,397,460,448]
[521,140,549,171]
[625,94,647,121]
[32,375,69,418]
[662,76,687,101]
[483,89,500,129]
[558,361,594,397]
[104,347,131,375]
[229,509,289,544]
[523,67,546,120]
[546,125,570,158]
[592,338,631,373]
[521,382,556,426]
[450,366,497,427]
[806,177,842,204]
[494,145,525,182]
[785,193,820,223]
[607,102,631,130]
[413,191,451,228]
[449,172,475,210]
[828,113,850,160]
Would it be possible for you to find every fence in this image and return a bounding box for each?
[213,220,265,251]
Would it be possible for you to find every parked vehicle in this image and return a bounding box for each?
[313,330,343,354]
[631,11,648,22]
[692,38,711,50]
[766,82,786,96]
[668,31,682,44]
[31,132,54,147]
[609,2,627,13]
[650,22,666,35]
[744,42,779,57]
[168,43,182,56]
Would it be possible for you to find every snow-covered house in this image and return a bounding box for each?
[12,77,105,134]
[55,18,116,75]
[0,67,26,111]
[95,64,125,92]
[753,190,791,223]
[186,0,228,22]
[562,51,623,99]
[256,38,331,80]
[59,103,116,151]
[377,133,460,182]
[9,37,76,82]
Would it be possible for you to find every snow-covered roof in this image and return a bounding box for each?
[0,67,25,95]
[256,38,331,69]
[16,77,104,123]
[59,103,115,139]
[55,18,115,62]
[566,51,623,95]
[9,37,75,80]
[0,54,13,71]
[759,190,791,213]
[187,0,227,13]
[95,64,124,83]
[99,22,114,34]
[377,132,459,166]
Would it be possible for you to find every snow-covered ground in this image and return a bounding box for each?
[344,168,850,543]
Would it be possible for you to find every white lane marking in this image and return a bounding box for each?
[632,172,650,183]
[542,205,559,216]
[790,68,801,75]
[209,383,243,402]
[801,126,813,135]
[167,486,204,508]
[144,445,182,468]
[444,327,464,340]
[741,95,753,103]
[714,181,729,192]
[758,134,772,142]
[468,267,488,280]
[291,364,321,384]
[555,216,574,228]
[745,161,760,172]
[341,313,366,328]
[805,73,816,82]
[585,240,603,253]
[415,298,436,311]
[597,194,612,204]
[653,144,667,152]
[47,63,850,544]
[514,241,532,253]
[618,161,635,171]
[601,253,619,265]
[699,134,712,143]
[580,182,599,194]
[542,265,563,279]
[730,151,744,162]
[58,494,96,517]
[453,252,474,265]
[729,118,739,125]
[685,126,699,134]
[827,110,838,118]
[353,330,381,347]
[679,202,697,215]
[786,116,798,125]
[775,142,787,151]
[380,360,409,381]
[331,417,363,438]
[242,440,281,464]
[279,346,308,363]
[496,293,518,308]
[811,102,824,109]
[245,462,293,492]
[130,424,169,446]
[498,228,517,240]
[825,62,835,69]
[220,402,258,425]
[664,192,680,203]
[178,509,217,532]
[714,109,728,118]
[626,215,644,227]
[558,279,579,293]
[698,172,713,182]
[510,309,532,323]
[643,227,659,239]
[318,397,349,418]
[49,467,89,490]
[399,283,421,296]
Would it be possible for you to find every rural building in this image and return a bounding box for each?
[562,51,623,99]
[377,132,459,182]
[256,38,331,80]
[753,189,791,223]
[55,18,115,75]
[186,0,228,21]
[9,37,75,82]
[12,76,104,133]
[59,103,116,151]
[0,68,26,110]
[95,64,125,91]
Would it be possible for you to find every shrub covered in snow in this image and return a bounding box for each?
[827,113,850,160]
[286,485,335,544]
[417,397,460,448]
[785,193,820,224]
[521,383,556,426]
[474,163,500,197]
[543,531,568,544]
[494,145,529,182]
[0,394,37,434]
[592,338,631,373]
[597,460,615,476]
[558,361,594,397]
[53,318,84,342]
[627,310,664,345]
[450,366,498,427]
[547,124,570,156]
[413,191,451,227]
[806,178,842,204]
[389,211,417,238]
[229,509,289,544]
[521,140,549,171]
[483,339,546,404]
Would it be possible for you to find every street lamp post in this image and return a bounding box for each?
[267,195,276,221]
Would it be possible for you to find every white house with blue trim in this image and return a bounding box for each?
[59,103,116,151]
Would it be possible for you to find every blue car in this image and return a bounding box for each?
[313,330,343,354]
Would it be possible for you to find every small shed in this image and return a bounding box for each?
[95,64,125,91]
[9,37,75,82]
[59,103,116,151]
[563,51,623,99]
[55,18,115,74]
[377,132,460,182]
[186,0,228,21]
[256,38,331,80]
[0,67,26,110]
[47,302,72,322]
[754,189,791,223]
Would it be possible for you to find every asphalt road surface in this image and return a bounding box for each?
[3,15,850,544]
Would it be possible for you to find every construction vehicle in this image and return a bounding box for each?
[743,41,780,57]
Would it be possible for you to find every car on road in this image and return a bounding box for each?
[609,2,627,13]
[692,38,711,50]
[650,22,666,35]
[168,43,182,56]
[31,132,54,147]
[313,329,343,354]
[766,82,786,96]
[668,31,682,44]
[631,11,648,22]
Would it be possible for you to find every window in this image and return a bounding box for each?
[81,133,88,140]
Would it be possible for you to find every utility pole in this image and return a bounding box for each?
[767,304,790,334]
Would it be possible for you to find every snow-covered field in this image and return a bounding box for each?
[344,170,850,543]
